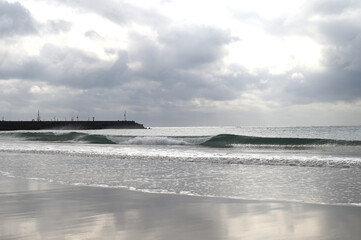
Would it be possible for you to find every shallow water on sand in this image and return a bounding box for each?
[1,176,361,240]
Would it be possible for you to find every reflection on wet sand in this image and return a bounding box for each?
[1,177,361,240]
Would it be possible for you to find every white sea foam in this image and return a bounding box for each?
[1,140,361,168]
[125,136,189,145]
[1,126,361,206]
[0,170,14,178]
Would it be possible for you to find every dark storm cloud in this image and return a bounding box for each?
[306,1,361,46]
[4,0,361,125]
[0,0,37,37]
[0,0,255,121]
[125,25,252,103]
[263,62,361,105]
[276,69,360,104]
[126,25,233,80]
[37,45,128,88]
[0,7,255,113]
[263,0,361,38]
[306,0,361,15]
[254,0,361,48]
[90,25,249,107]
[158,26,231,68]
[0,0,245,104]
[0,0,71,39]
[299,1,361,103]
[0,59,43,80]
[237,0,361,105]
[0,43,119,88]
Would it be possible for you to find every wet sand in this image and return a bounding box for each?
[1,176,361,240]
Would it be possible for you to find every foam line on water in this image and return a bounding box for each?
[124,136,189,145]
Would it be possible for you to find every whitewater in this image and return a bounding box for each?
[1,126,361,205]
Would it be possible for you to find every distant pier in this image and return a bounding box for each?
[0,120,145,131]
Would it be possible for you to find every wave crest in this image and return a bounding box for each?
[201,134,361,148]
[8,132,361,148]
[125,136,188,145]
[14,132,116,144]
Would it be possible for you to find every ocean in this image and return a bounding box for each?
[1,125,361,206]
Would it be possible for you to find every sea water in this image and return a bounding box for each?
[1,126,361,205]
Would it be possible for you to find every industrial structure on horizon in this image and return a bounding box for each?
[0,111,145,131]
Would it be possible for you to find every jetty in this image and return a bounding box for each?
[0,120,145,131]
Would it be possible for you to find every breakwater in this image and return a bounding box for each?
[0,120,145,131]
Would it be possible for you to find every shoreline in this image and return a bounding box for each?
[3,171,361,208]
[1,176,361,239]
[37,180,361,208]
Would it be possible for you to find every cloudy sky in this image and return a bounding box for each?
[1,0,361,126]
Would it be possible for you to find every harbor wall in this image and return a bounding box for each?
[0,121,145,131]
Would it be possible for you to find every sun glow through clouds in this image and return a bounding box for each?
[1,0,361,126]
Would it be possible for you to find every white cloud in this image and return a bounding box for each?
[291,72,304,80]
[1,0,361,126]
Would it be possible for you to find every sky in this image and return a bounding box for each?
[1,0,361,126]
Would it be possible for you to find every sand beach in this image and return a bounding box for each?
[1,176,361,240]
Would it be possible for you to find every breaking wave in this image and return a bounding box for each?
[1,131,361,169]
[201,134,361,148]
[4,132,361,148]
[125,136,189,145]
[12,132,117,144]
